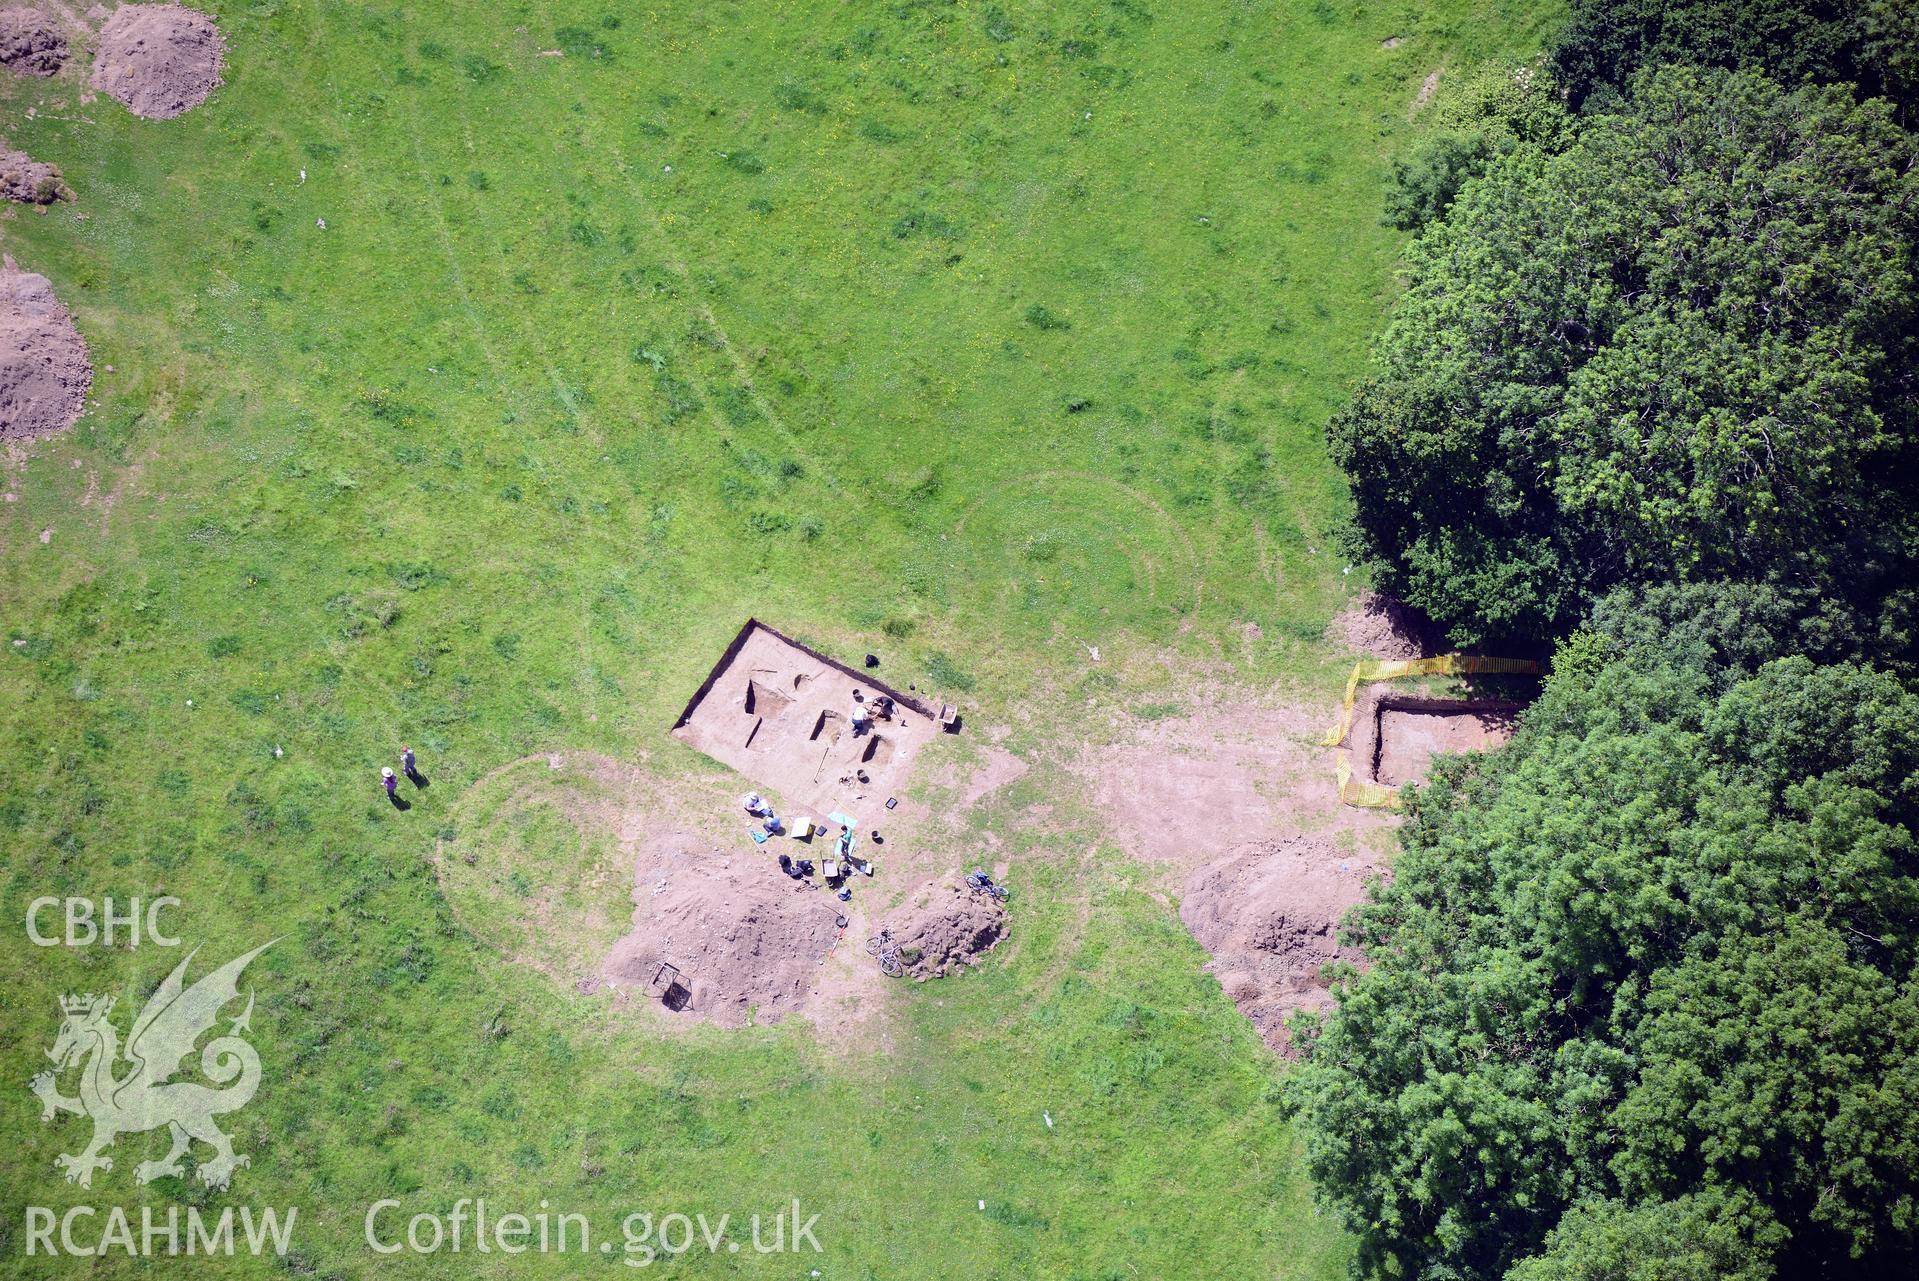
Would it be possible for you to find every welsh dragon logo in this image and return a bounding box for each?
[31,941,274,1190]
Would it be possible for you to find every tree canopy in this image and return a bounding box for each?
[1285,586,1919,1280]
[1382,64,1572,233]
[1329,66,1919,656]
[1551,0,1918,117]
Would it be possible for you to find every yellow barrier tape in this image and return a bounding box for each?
[1323,654,1543,808]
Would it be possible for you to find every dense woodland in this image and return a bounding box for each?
[1296,4,1919,1278]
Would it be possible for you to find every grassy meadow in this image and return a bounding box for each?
[2,1,1554,1275]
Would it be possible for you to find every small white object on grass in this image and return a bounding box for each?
[185,699,194,707]
[316,217,326,229]
[298,168,306,184]
[977,1200,985,1211]
[1044,1111,1053,1129]
[1086,643,1100,662]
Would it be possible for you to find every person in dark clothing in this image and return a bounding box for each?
[401,745,419,781]
[382,767,399,802]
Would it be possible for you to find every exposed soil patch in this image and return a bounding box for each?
[1411,66,1443,118]
[1181,836,1381,1056]
[1352,691,1522,788]
[879,874,1007,980]
[92,4,224,119]
[434,750,995,1045]
[0,7,67,76]
[600,827,843,1027]
[1082,688,1405,1056]
[673,620,942,820]
[1082,695,1396,877]
[1,255,91,441]
[1328,591,1441,661]
[1,148,71,204]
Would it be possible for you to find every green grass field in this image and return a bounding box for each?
[3,2,1553,1275]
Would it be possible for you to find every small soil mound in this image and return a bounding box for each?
[1180,837,1379,1057]
[0,7,67,77]
[91,4,224,119]
[1,149,71,204]
[879,875,1007,980]
[1328,591,1440,661]
[1,255,91,441]
[600,829,842,1026]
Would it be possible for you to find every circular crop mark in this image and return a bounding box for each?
[435,754,636,982]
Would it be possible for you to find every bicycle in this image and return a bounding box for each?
[965,871,1010,902]
[866,929,905,977]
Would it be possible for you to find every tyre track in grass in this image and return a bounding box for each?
[516,0,845,495]
[300,1,518,745]
[379,6,640,733]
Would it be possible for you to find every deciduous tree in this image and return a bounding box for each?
[1330,68,1919,656]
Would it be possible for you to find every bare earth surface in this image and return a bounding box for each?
[1,254,91,441]
[673,623,940,821]
[442,624,1473,1059]
[957,746,1027,809]
[1081,689,1398,1056]
[91,3,223,119]
[1327,590,1441,661]
[879,874,1008,980]
[0,6,67,77]
[599,827,844,1027]
[435,731,1019,1046]
[1181,836,1375,1055]
[1374,703,1519,787]
[1,147,69,203]
[1083,694,1391,874]
[1411,66,1443,118]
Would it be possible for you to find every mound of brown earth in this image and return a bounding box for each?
[1,255,91,441]
[1328,591,1441,661]
[1,149,71,204]
[599,828,842,1027]
[91,4,224,119]
[1180,837,1381,1056]
[0,7,67,77]
[879,875,1007,980]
